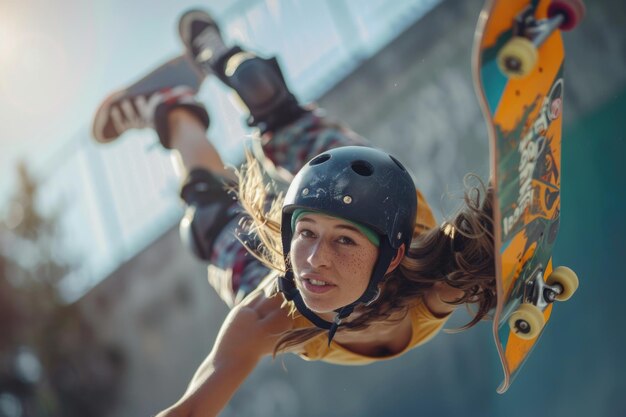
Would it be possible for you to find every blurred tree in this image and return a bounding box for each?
[0,255,24,352]
[0,161,125,417]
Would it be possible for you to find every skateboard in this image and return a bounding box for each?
[472,0,584,393]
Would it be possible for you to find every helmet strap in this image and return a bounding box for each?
[354,240,396,306]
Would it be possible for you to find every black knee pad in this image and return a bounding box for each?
[179,169,237,261]
[215,50,306,133]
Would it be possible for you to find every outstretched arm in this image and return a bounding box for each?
[156,289,292,417]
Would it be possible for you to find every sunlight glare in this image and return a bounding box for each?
[0,14,20,89]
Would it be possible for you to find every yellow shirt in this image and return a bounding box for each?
[414,188,437,233]
[293,298,450,365]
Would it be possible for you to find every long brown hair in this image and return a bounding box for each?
[236,153,496,355]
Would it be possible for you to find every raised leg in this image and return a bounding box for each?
[91,60,269,307]
[178,9,371,177]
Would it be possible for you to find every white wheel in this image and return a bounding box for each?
[547,266,579,301]
[508,303,545,340]
[497,37,538,79]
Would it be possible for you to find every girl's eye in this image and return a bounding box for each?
[299,229,315,238]
[337,236,356,245]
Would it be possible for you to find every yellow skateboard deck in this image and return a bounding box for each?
[472,0,583,393]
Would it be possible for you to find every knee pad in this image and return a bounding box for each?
[218,51,306,133]
[179,169,237,261]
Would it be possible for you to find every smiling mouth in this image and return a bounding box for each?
[299,276,336,294]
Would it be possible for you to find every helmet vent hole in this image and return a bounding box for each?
[351,160,374,176]
[309,154,331,166]
[389,155,407,172]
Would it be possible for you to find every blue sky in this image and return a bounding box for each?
[0,0,234,199]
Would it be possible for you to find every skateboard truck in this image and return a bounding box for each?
[498,0,586,78]
[514,6,565,51]
[508,265,579,339]
[522,266,561,308]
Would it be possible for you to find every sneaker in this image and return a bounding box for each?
[178,9,231,75]
[92,55,208,147]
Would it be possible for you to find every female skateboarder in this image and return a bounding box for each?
[93,10,495,416]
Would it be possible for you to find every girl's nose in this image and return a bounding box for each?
[307,240,331,268]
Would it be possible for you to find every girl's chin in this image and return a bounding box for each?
[299,293,361,317]
[301,300,340,317]
[296,282,359,317]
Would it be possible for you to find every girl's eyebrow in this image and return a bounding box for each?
[335,224,362,235]
[298,217,363,236]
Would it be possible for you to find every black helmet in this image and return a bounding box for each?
[278,146,417,342]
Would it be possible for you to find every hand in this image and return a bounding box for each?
[154,289,293,417]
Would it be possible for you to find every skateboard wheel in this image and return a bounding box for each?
[508,304,545,340]
[546,266,579,301]
[497,37,538,79]
[548,0,586,31]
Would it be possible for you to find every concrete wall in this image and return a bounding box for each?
[77,0,626,416]
[321,0,490,215]
[78,228,228,417]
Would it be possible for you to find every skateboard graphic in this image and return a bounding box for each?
[472,0,584,393]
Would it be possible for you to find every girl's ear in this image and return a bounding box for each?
[386,243,406,274]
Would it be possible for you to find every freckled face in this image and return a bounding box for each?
[290,213,379,317]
